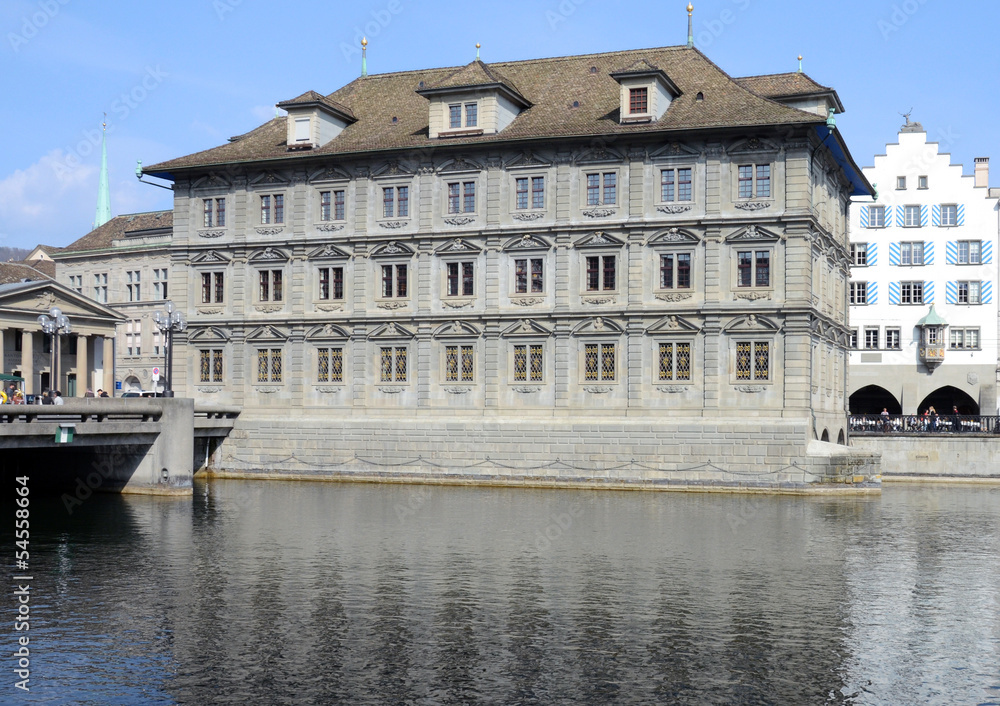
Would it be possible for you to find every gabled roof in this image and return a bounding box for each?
[25,244,62,260]
[145,45,831,176]
[56,211,173,256]
[276,90,357,122]
[735,72,844,113]
[0,262,54,285]
[417,59,528,106]
[0,279,126,322]
[18,259,55,278]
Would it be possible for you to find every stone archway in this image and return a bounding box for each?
[123,376,142,393]
[918,386,979,415]
[821,429,830,442]
[837,429,845,445]
[849,385,901,415]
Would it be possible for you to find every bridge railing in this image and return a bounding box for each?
[850,414,1000,435]
[0,399,167,424]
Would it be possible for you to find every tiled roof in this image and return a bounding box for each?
[56,211,173,255]
[31,244,63,257]
[735,72,832,98]
[276,90,357,121]
[147,45,828,175]
[20,259,55,277]
[0,262,54,284]
[425,59,523,95]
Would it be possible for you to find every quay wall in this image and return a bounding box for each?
[207,414,880,493]
[851,435,1000,481]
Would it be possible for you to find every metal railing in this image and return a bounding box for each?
[850,414,1000,435]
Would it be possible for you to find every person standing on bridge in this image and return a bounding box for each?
[53,390,64,405]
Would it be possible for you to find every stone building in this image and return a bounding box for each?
[848,121,999,415]
[126,43,874,485]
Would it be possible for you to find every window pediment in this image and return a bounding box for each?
[189,326,231,342]
[368,322,414,340]
[433,321,481,338]
[724,315,780,333]
[649,228,699,245]
[371,160,415,178]
[435,238,481,255]
[307,166,352,183]
[647,315,700,334]
[728,136,780,155]
[248,171,290,188]
[370,241,414,258]
[191,172,232,190]
[572,317,625,336]
[306,323,351,340]
[308,244,351,260]
[246,325,290,342]
[501,319,552,338]
[249,247,289,263]
[503,234,551,252]
[190,249,231,265]
[574,231,625,249]
[576,146,624,164]
[726,225,781,242]
[505,152,551,170]
[438,156,483,174]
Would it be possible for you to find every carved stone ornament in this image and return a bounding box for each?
[376,301,407,310]
[512,212,544,221]
[512,386,542,394]
[33,292,57,309]
[316,304,344,313]
[316,245,345,258]
[968,373,979,386]
[379,221,406,229]
[582,297,616,305]
[656,204,692,214]
[589,231,612,245]
[655,292,693,303]
[442,300,473,309]
[593,317,605,330]
[382,241,404,254]
[746,315,759,328]
[583,386,614,394]
[198,230,226,239]
[255,387,279,394]
[316,224,344,232]
[446,238,474,251]
[667,142,684,155]
[511,297,544,306]
[444,387,472,395]
[444,216,476,226]
[734,201,772,211]
[583,208,616,218]
[256,247,284,260]
[666,316,680,329]
[197,387,223,394]
[733,292,771,301]
[519,319,533,332]
[255,226,285,235]
[744,137,763,151]
[255,306,283,314]
[378,386,404,394]
[735,385,766,393]
[316,386,343,394]
[509,235,545,250]
[200,250,226,262]
[198,308,224,315]
[657,385,687,394]
[385,323,399,336]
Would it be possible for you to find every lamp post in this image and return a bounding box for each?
[37,307,71,395]
[153,300,187,398]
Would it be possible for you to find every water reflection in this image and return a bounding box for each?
[4,482,999,704]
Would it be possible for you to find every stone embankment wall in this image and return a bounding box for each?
[207,414,880,494]
[851,435,1000,480]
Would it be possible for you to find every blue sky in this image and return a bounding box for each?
[1,0,997,250]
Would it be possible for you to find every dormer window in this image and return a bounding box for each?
[417,60,530,139]
[293,117,311,144]
[276,90,356,150]
[610,60,680,124]
[629,88,648,115]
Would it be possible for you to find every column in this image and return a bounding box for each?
[22,331,33,396]
[76,333,89,396]
[102,336,114,393]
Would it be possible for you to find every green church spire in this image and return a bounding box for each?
[93,116,111,229]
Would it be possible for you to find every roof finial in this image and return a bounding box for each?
[102,111,107,131]
[797,55,803,73]
[687,4,694,48]
[476,42,481,61]
[361,37,368,77]
[94,116,111,229]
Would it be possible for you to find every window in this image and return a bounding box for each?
[849,330,859,349]
[738,164,770,199]
[381,264,408,298]
[447,181,476,214]
[380,346,407,383]
[661,167,693,202]
[900,241,924,266]
[586,172,617,206]
[737,250,770,287]
[515,258,544,294]
[927,328,941,346]
[317,347,344,383]
[851,243,868,266]
[918,176,928,189]
[256,349,282,383]
[383,186,409,218]
[900,281,923,304]
[294,117,310,142]
[628,87,648,114]
[200,349,224,383]
[957,281,982,304]
[125,320,141,357]
[659,253,692,289]
[320,190,345,221]
[153,268,168,300]
[201,272,225,304]
[69,275,82,293]
[957,241,982,264]
[260,194,284,224]
[447,102,478,129]
[258,270,283,302]
[93,273,108,303]
[868,206,886,228]
[950,328,980,350]
[736,341,769,381]
[203,198,225,227]
[153,330,161,356]
[903,205,920,227]
[449,104,461,129]
[586,255,616,291]
[513,344,544,382]
[126,270,141,302]
[584,343,616,382]
[864,327,880,350]
[445,344,475,382]
[658,342,691,381]
[317,266,344,301]
[446,262,475,297]
[515,177,545,210]
[886,328,901,350]
[897,176,906,189]
[939,204,957,227]
[849,282,867,305]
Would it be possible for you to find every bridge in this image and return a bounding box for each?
[0,399,239,496]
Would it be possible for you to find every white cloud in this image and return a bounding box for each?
[251,105,286,122]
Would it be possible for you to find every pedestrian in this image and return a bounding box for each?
[85,388,95,397]
[41,389,53,405]
[12,391,24,404]
[99,389,109,398]
[53,390,64,405]
[928,406,938,432]
[880,407,890,432]
[951,405,960,433]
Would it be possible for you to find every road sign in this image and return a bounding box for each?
[152,367,160,382]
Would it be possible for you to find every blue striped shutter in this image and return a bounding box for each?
[867,243,878,266]
[946,281,958,304]
[884,206,892,228]
[920,205,929,227]
[982,240,993,264]
[946,241,958,264]
[983,281,993,304]
[889,281,901,304]
[896,205,904,227]
[860,206,869,228]
[923,242,934,265]
[932,204,941,227]
[924,281,934,304]
[867,281,878,304]
[956,204,965,226]
[889,242,900,266]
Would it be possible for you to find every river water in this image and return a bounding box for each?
[5,481,1000,705]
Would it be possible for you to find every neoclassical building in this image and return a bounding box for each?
[114,43,873,483]
[848,121,999,415]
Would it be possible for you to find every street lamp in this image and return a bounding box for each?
[37,307,71,395]
[153,300,187,398]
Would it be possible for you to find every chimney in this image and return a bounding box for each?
[975,157,989,188]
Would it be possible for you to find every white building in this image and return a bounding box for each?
[848,120,999,415]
